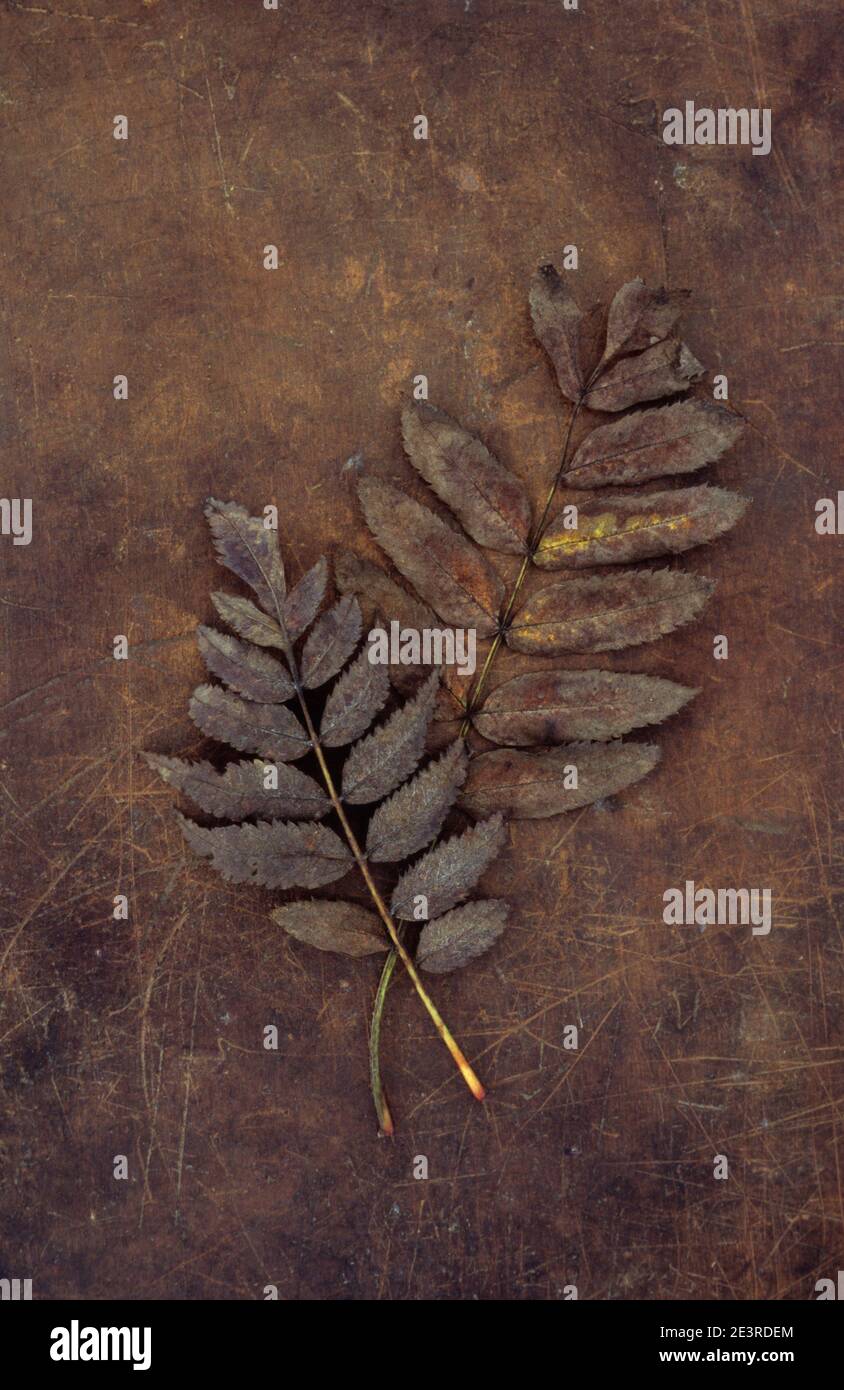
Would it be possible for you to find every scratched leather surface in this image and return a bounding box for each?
[1,0,841,1299]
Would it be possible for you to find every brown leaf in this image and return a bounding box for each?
[358,479,504,635]
[211,590,287,651]
[320,645,391,747]
[177,814,351,889]
[401,400,531,554]
[473,670,697,744]
[577,300,609,384]
[507,570,715,654]
[391,813,506,921]
[205,499,286,617]
[341,671,439,805]
[271,900,388,957]
[416,899,509,973]
[460,742,661,819]
[567,399,743,489]
[366,740,468,862]
[601,279,689,364]
[143,753,330,821]
[283,557,328,642]
[334,548,434,632]
[428,667,472,748]
[535,485,748,569]
[301,595,362,688]
[529,263,586,402]
[189,684,310,762]
[334,549,434,691]
[584,339,704,413]
[425,679,470,756]
[197,625,294,702]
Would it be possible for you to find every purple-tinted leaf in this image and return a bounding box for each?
[197,625,294,702]
[391,814,506,921]
[144,753,329,821]
[177,814,352,889]
[366,740,468,862]
[189,683,309,762]
[301,595,362,689]
[417,899,509,973]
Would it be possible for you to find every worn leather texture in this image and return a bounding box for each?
[1,0,840,1299]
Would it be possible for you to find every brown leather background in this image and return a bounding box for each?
[1,0,841,1300]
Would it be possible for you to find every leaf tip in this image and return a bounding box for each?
[141,750,170,781]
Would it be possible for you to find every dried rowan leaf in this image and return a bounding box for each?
[473,670,697,745]
[391,813,506,921]
[577,300,609,383]
[530,263,586,401]
[283,557,328,642]
[601,279,689,364]
[535,485,748,569]
[416,899,509,973]
[334,549,433,691]
[358,479,504,635]
[401,400,531,554]
[271,900,388,957]
[301,595,362,689]
[143,753,330,820]
[567,399,743,489]
[584,339,704,413]
[341,671,439,804]
[211,590,287,650]
[189,683,309,762]
[460,742,661,819]
[366,740,468,862]
[334,548,434,632]
[197,625,294,702]
[320,645,391,747]
[507,570,715,654]
[205,498,286,617]
[177,814,351,889]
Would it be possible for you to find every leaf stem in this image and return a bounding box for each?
[370,947,399,1134]
[459,391,586,733]
[295,684,485,1106]
[371,387,595,1101]
[238,525,485,1115]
